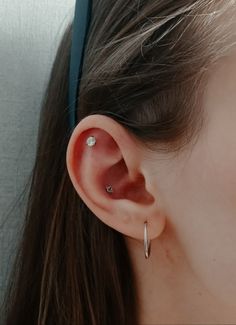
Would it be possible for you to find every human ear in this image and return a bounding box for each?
[66,114,166,241]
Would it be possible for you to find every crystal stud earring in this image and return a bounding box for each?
[86,135,96,147]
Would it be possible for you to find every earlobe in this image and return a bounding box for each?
[66,114,166,245]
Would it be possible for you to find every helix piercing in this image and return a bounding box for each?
[86,135,96,147]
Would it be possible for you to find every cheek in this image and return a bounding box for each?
[165,123,236,306]
[175,50,236,304]
[201,50,236,207]
[204,93,236,207]
[160,52,236,304]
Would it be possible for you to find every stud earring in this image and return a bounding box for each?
[144,221,151,259]
[86,135,96,147]
[105,185,113,193]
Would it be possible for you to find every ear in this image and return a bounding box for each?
[66,114,166,241]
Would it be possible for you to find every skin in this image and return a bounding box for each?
[66,47,236,324]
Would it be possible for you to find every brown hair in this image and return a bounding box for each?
[1,1,236,324]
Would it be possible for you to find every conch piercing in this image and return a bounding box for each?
[86,136,113,194]
[105,185,113,193]
[144,221,151,259]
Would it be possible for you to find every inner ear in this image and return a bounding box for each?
[103,157,155,204]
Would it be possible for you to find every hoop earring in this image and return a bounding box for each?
[144,221,151,259]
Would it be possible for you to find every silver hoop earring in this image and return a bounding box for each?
[144,221,151,259]
[86,135,96,147]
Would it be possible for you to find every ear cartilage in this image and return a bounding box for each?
[86,136,112,194]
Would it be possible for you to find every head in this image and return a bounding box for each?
[2,0,236,324]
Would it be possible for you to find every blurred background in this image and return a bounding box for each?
[0,0,74,311]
